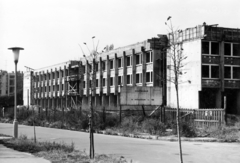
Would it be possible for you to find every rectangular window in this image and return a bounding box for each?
[136,73,142,84]
[103,78,106,87]
[96,79,99,87]
[127,74,132,85]
[118,76,122,86]
[233,67,240,79]
[102,61,106,71]
[82,66,86,73]
[89,80,92,88]
[202,65,209,78]
[146,72,153,82]
[10,87,14,93]
[136,54,142,65]
[211,42,219,55]
[110,77,114,86]
[146,51,152,63]
[95,63,99,72]
[224,43,231,56]
[224,66,231,79]
[211,66,219,78]
[233,44,240,56]
[118,58,122,68]
[110,59,114,69]
[127,56,132,66]
[83,81,86,88]
[202,41,209,54]
[89,64,92,72]
[10,80,14,85]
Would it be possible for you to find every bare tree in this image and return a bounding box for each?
[165,16,188,163]
[79,37,101,159]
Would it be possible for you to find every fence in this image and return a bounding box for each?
[162,107,225,128]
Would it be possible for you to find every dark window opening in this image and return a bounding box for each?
[118,76,122,85]
[82,66,86,73]
[102,61,106,71]
[136,54,142,65]
[89,64,92,72]
[202,41,209,54]
[83,81,85,88]
[224,66,231,78]
[96,79,99,87]
[127,75,132,84]
[136,73,142,83]
[110,77,114,86]
[103,78,106,87]
[95,63,98,72]
[202,65,209,78]
[118,58,122,68]
[211,66,219,78]
[127,56,132,66]
[146,72,152,82]
[211,42,219,55]
[233,44,240,56]
[233,67,240,79]
[224,43,231,56]
[146,52,152,63]
[110,60,114,69]
[89,80,92,88]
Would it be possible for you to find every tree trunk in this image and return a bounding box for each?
[176,84,183,163]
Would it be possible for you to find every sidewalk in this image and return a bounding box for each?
[0,137,51,163]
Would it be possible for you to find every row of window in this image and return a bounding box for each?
[83,71,153,88]
[202,41,240,56]
[202,65,240,79]
[86,51,153,72]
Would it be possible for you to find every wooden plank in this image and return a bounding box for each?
[194,119,219,123]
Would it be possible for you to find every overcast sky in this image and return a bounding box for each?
[0,0,239,72]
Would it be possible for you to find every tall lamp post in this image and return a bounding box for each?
[8,47,24,138]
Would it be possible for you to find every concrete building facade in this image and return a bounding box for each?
[27,37,167,111]
[25,23,240,115]
[167,24,240,115]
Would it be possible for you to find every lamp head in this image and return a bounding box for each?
[8,47,24,63]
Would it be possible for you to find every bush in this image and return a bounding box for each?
[141,118,166,135]
[201,125,240,141]
[172,121,197,137]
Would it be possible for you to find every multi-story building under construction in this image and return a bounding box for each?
[24,23,240,115]
[24,37,167,111]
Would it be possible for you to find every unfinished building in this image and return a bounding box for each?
[167,24,240,115]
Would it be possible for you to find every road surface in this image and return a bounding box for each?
[0,123,239,163]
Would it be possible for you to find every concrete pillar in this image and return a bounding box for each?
[52,98,55,111]
[109,94,117,108]
[82,96,88,109]
[237,90,240,115]
[215,89,222,108]
[95,95,101,107]
[132,49,136,86]
[123,52,127,86]
[142,49,146,86]
[117,93,120,107]
[102,94,109,108]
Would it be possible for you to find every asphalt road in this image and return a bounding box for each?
[0,123,240,163]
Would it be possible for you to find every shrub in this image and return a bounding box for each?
[141,118,166,135]
[172,121,197,137]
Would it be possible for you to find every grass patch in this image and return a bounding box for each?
[0,133,12,137]
[0,134,128,162]
[198,122,240,142]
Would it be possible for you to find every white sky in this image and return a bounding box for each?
[0,0,239,72]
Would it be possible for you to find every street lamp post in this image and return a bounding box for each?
[8,47,24,138]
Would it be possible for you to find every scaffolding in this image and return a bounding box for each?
[66,61,82,110]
